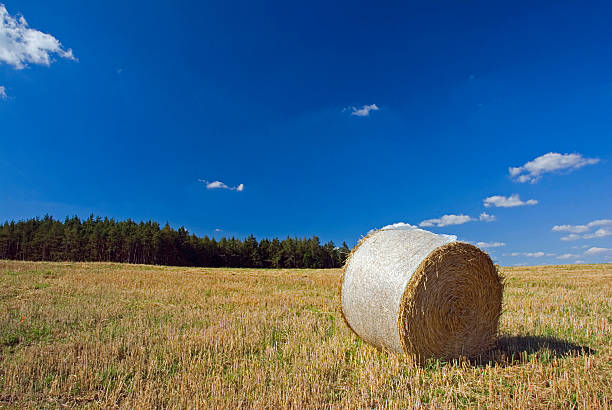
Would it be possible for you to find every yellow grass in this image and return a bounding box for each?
[0,260,610,408]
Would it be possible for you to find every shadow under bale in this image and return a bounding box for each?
[466,335,596,367]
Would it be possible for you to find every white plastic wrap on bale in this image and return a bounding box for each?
[341,225,456,354]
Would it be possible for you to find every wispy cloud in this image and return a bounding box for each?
[198,179,244,192]
[419,211,498,228]
[552,219,612,233]
[583,228,612,239]
[215,228,222,232]
[479,212,496,222]
[584,247,612,256]
[345,104,380,117]
[506,251,553,257]
[381,222,417,230]
[509,152,600,183]
[0,85,6,99]
[483,194,538,208]
[0,4,76,69]
[557,253,578,259]
[420,214,473,227]
[553,219,612,240]
[524,252,545,257]
[477,241,505,248]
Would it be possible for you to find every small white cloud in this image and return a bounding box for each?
[583,228,612,239]
[589,219,612,228]
[347,104,380,117]
[574,260,585,264]
[523,252,546,258]
[419,214,473,227]
[483,194,538,208]
[206,181,227,189]
[0,85,6,99]
[553,224,590,233]
[524,252,545,257]
[557,253,578,259]
[509,152,600,183]
[198,179,244,192]
[381,222,417,230]
[0,4,76,69]
[215,228,222,232]
[479,212,496,222]
[553,219,612,233]
[553,219,612,240]
[477,241,506,248]
[510,252,520,256]
[584,247,612,256]
[370,222,431,236]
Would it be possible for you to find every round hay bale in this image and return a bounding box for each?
[339,224,503,361]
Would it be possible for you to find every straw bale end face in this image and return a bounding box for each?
[339,227,503,362]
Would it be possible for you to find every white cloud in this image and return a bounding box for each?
[589,219,612,228]
[557,253,578,260]
[552,219,612,233]
[419,214,473,227]
[205,181,227,189]
[370,222,423,236]
[509,152,600,183]
[215,228,222,232]
[506,251,551,258]
[381,222,417,230]
[477,241,505,248]
[419,211,497,228]
[0,85,6,99]
[347,104,379,117]
[0,4,76,69]
[483,194,538,208]
[553,219,612,240]
[198,179,244,192]
[553,224,590,233]
[574,260,585,264]
[524,252,545,257]
[479,212,496,222]
[583,228,612,239]
[584,247,612,256]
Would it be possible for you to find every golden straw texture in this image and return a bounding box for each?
[399,242,503,361]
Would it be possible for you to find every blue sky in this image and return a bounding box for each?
[1,0,611,266]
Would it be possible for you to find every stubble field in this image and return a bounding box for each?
[0,260,610,408]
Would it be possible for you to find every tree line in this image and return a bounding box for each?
[0,215,351,269]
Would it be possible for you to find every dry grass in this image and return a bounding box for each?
[0,260,610,409]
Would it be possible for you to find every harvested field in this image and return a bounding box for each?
[0,260,610,408]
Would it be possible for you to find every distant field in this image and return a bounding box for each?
[0,261,610,408]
